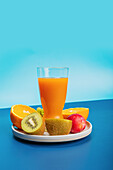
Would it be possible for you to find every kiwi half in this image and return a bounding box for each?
[21,112,45,135]
[45,118,72,135]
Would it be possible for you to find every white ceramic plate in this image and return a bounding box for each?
[12,121,92,143]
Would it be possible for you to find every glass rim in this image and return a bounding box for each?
[37,67,69,69]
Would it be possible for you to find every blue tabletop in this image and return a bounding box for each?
[0,99,113,170]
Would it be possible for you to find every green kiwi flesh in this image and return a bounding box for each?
[21,112,45,135]
[45,118,72,135]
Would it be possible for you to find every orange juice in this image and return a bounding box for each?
[38,78,68,119]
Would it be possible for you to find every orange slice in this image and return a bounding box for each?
[10,104,37,129]
[62,108,89,120]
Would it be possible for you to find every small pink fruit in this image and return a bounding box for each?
[67,114,86,133]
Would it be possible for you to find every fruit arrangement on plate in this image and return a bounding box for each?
[10,104,89,136]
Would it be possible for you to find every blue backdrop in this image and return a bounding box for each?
[0,0,113,108]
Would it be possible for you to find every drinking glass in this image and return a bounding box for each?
[37,67,69,119]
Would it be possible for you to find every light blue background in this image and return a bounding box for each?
[0,0,113,108]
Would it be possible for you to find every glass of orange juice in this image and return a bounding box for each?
[37,67,69,119]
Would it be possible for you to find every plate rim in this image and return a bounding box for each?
[12,121,92,142]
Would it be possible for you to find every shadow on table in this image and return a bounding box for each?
[13,134,92,148]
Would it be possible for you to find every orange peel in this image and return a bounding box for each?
[62,108,89,120]
[10,104,37,129]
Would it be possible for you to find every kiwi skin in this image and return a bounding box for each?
[21,112,45,135]
[45,119,72,135]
